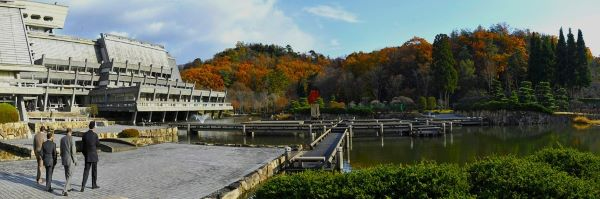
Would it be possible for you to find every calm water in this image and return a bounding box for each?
[179,118,600,168]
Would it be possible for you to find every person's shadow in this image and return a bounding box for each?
[0,172,70,196]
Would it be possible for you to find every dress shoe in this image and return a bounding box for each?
[63,192,68,196]
[80,188,84,192]
[92,185,100,189]
[47,188,53,192]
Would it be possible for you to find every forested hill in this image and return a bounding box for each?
[181,24,600,113]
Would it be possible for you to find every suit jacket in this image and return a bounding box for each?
[82,130,99,163]
[60,135,77,166]
[33,132,46,156]
[41,140,57,167]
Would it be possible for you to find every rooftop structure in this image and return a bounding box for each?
[0,0,232,124]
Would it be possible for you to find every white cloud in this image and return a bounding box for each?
[51,0,316,62]
[304,5,359,23]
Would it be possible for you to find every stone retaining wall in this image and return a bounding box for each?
[97,127,179,146]
[32,121,111,133]
[205,153,288,199]
[0,122,31,140]
[457,110,570,125]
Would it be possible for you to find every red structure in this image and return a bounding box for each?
[308,90,320,104]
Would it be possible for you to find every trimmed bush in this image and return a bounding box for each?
[0,103,19,124]
[530,148,600,183]
[467,156,598,198]
[255,164,471,199]
[118,128,140,138]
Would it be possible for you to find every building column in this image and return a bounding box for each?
[43,68,50,112]
[218,110,223,119]
[185,111,189,121]
[174,111,178,122]
[17,96,29,122]
[131,111,138,125]
[148,111,153,122]
[161,111,166,122]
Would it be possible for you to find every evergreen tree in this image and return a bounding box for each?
[566,28,578,89]
[507,51,527,89]
[540,36,556,83]
[490,79,505,101]
[555,87,569,110]
[555,28,568,87]
[527,33,542,84]
[431,34,458,108]
[575,29,591,89]
[509,90,519,105]
[518,81,536,104]
[535,82,556,110]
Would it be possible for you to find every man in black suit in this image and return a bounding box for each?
[81,121,100,192]
[41,132,57,192]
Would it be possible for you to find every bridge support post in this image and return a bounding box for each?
[379,123,384,136]
[309,124,312,135]
[442,122,446,133]
[323,125,327,134]
[242,124,246,135]
[426,119,429,125]
[449,122,453,131]
[337,147,344,171]
[409,123,413,134]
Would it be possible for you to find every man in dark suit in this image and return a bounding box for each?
[41,132,57,192]
[81,121,100,192]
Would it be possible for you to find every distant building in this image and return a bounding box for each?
[0,0,232,123]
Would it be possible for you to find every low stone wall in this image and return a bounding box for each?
[205,153,288,199]
[97,127,179,146]
[0,142,32,159]
[31,121,111,133]
[0,122,31,140]
[457,110,570,125]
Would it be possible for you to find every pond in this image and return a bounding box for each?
[179,118,600,169]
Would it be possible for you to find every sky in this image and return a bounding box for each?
[48,0,600,64]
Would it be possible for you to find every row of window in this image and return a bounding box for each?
[23,13,53,21]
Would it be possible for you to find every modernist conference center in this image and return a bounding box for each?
[0,0,233,124]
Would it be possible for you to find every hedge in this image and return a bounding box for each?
[118,128,140,138]
[255,164,471,199]
[456,100,553,114]
[0,103,19,124]
[256,148,600,198]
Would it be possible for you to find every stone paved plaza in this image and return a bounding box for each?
[0,143,283,198]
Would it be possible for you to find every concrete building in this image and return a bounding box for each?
[0,0,232,124]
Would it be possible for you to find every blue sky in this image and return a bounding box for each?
[49,0,600,64]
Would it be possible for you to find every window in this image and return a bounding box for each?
[43,16,53,21]
[31,14,41,20]
[23,13,28,18]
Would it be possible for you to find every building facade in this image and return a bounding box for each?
[0,0,232,124]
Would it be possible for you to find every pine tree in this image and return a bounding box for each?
[555,28,568,87]
[540,36,556,84]
[490,79,505,101]
[509,90,519,105]
[431,34,458,108]
[575,29,591,89]
[518,81,536,104]
[555,87,569,110]
[527,33,541,84]
[535,82,556,110]
[566,28,578,89]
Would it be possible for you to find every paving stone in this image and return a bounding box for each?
[0,143,283,199]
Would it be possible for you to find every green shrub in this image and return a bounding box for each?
[467,156,598,198]
[0,103,19,124]
[256,164,471,199]
[347,106,373,115]
[118,128,140,138]
[530,148,600,183]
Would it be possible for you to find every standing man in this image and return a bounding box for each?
[41,132,57,192]
[81,121,100,192]
[33,126,47,184]
[60,128,77,196]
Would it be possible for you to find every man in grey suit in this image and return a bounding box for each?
[33,126,47,184]
[41,132,57,192]
[60,128,77,196]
